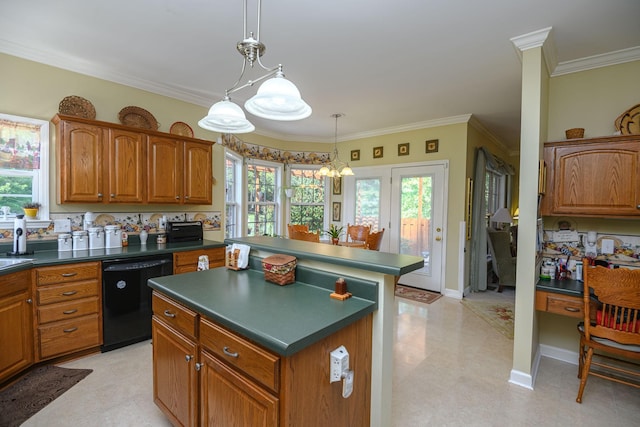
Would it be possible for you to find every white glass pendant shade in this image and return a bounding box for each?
[340,165,354,176]
[244,76,312,121]
[318,165,330,176]
[198,99,255,133]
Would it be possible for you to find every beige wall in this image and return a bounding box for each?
[540,59,640,352]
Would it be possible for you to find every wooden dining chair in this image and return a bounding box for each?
[576,259,640,403]
[366,228,385,251]
[346,224,370,245]
[287,223,309,238]
[289,229,320,243]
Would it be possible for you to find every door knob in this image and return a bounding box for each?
[436,227,441,232]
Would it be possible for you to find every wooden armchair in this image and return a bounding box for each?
[576,260,640,403]
[366,228,385,251]
[486,228,516,292]
[346,224,370,248]
[289,229,320,243]
[287,223,309,238]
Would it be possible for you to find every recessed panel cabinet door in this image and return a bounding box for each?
[183,141,212,205]
[58,121,105,203]
[147,136,182,204]
[106,129,146,203]
[542,136,640,217]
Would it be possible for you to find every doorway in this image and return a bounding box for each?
[343,161,448,292]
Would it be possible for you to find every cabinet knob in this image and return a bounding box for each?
[637,204,640,209]
[26,298,32,304]
[185,355,193,362]
[110,193,116,198]
[195,363,203,371]
[175,195,180,200]
[97,193,103,198]
[185,195,190,200]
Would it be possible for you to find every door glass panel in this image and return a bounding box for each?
[355,178,381,229]
[399,175,433,275]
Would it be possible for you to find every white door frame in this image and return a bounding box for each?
[343,161,448,292]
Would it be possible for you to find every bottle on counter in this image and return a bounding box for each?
[121,231,128,247]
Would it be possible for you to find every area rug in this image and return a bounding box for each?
[460,299,515,339]
[0,365,92,427]
[395,284,442,304]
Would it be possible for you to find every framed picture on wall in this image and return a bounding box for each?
[373,146,384,159]
[351,149,360,161]
[332,176,342,195]
[398,142,410,156]
[332,202,341,221]
[425,139,439,153]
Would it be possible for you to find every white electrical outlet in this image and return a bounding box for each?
[54,219,71,233]
[330,345,349,383]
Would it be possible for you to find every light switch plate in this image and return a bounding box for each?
[53,219,71,233]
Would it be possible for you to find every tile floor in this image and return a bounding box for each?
[23,289,640,426]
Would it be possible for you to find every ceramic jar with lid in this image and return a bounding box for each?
[88,226,104,250]
[72,230,88,251]
[58,233,72,251]
[104,225,122,248]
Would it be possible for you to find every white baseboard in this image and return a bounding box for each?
[444,288,463,299]
[539,343,579,365]
[508,369,534,390]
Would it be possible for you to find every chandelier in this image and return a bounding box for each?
[198,0,311,134]
[319,114,354,177]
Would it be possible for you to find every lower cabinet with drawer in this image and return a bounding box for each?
[34,261,102,361]
[152,291,372,427]
[173,247,225,274]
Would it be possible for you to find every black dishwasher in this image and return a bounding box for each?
[102,254,173,352]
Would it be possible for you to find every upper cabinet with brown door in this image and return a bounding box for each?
[54,114,214,205]
[541,134,640,217]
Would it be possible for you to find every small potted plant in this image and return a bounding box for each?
[325,224,344,245]
[22,201,41,219]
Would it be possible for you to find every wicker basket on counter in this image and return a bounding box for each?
[565,128,585,139]
[261,254,297,285]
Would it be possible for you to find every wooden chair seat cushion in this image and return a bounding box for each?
[578,323,640,352]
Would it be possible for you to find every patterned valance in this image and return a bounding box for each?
[221,134,329,165]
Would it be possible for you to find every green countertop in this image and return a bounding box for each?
[148,268,377,356]
[0,239,226,273]
[225,236,424,276]
[537,278,583,297]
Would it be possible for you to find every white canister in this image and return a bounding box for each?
[72,231,88,251]
[575,261,583,282]
[139,229,148,245]
[57,233,72,251]
[104,225,122,248]
[88,226,104,250]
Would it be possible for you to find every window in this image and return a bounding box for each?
[354,178,381,230]
[0,113,49,219]
[288,167,326,233]
[246,161,281,236]
[485,169,506,220]
[225,151,243,238]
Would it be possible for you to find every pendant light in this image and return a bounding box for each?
[198,0,311,134]
[319,114,354,178]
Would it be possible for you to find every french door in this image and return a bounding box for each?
[343,162,447,292]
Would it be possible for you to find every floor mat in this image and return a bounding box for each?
[0,365,92,427]
[395,284,442,304]
[461,299,515,339]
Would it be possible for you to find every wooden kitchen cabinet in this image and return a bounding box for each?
[152,291,372,427]
[147,135,213,205]
[541,135,640,217]
[173,247,225,274]
[0,269,33,383]
[33,261,102,361]
[54,114,213,205]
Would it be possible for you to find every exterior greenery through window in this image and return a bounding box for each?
[0,114,48,218]
[354,178,381,230]
[247,162,280,236]
[289,168,326,233]
[225,153,241,238]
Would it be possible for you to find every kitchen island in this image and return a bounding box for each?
[224,236,424,427]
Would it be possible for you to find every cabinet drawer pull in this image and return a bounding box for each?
[63,309,78,315]
[564,307,580,313]
[63,327,78,333]
[163,309,176,318]
[223,346,239,358]
[61,272,78,277]
[62,290,77,296]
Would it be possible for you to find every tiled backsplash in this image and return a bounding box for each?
[0,211,221,243]
[542,229,640,266]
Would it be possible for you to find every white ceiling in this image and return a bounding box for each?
[1,0,639,152]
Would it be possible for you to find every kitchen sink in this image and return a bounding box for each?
[0,258,34,270]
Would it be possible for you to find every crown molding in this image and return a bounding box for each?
[467,115,514,155]
[510,27,557,76]
[551,46,640,76]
